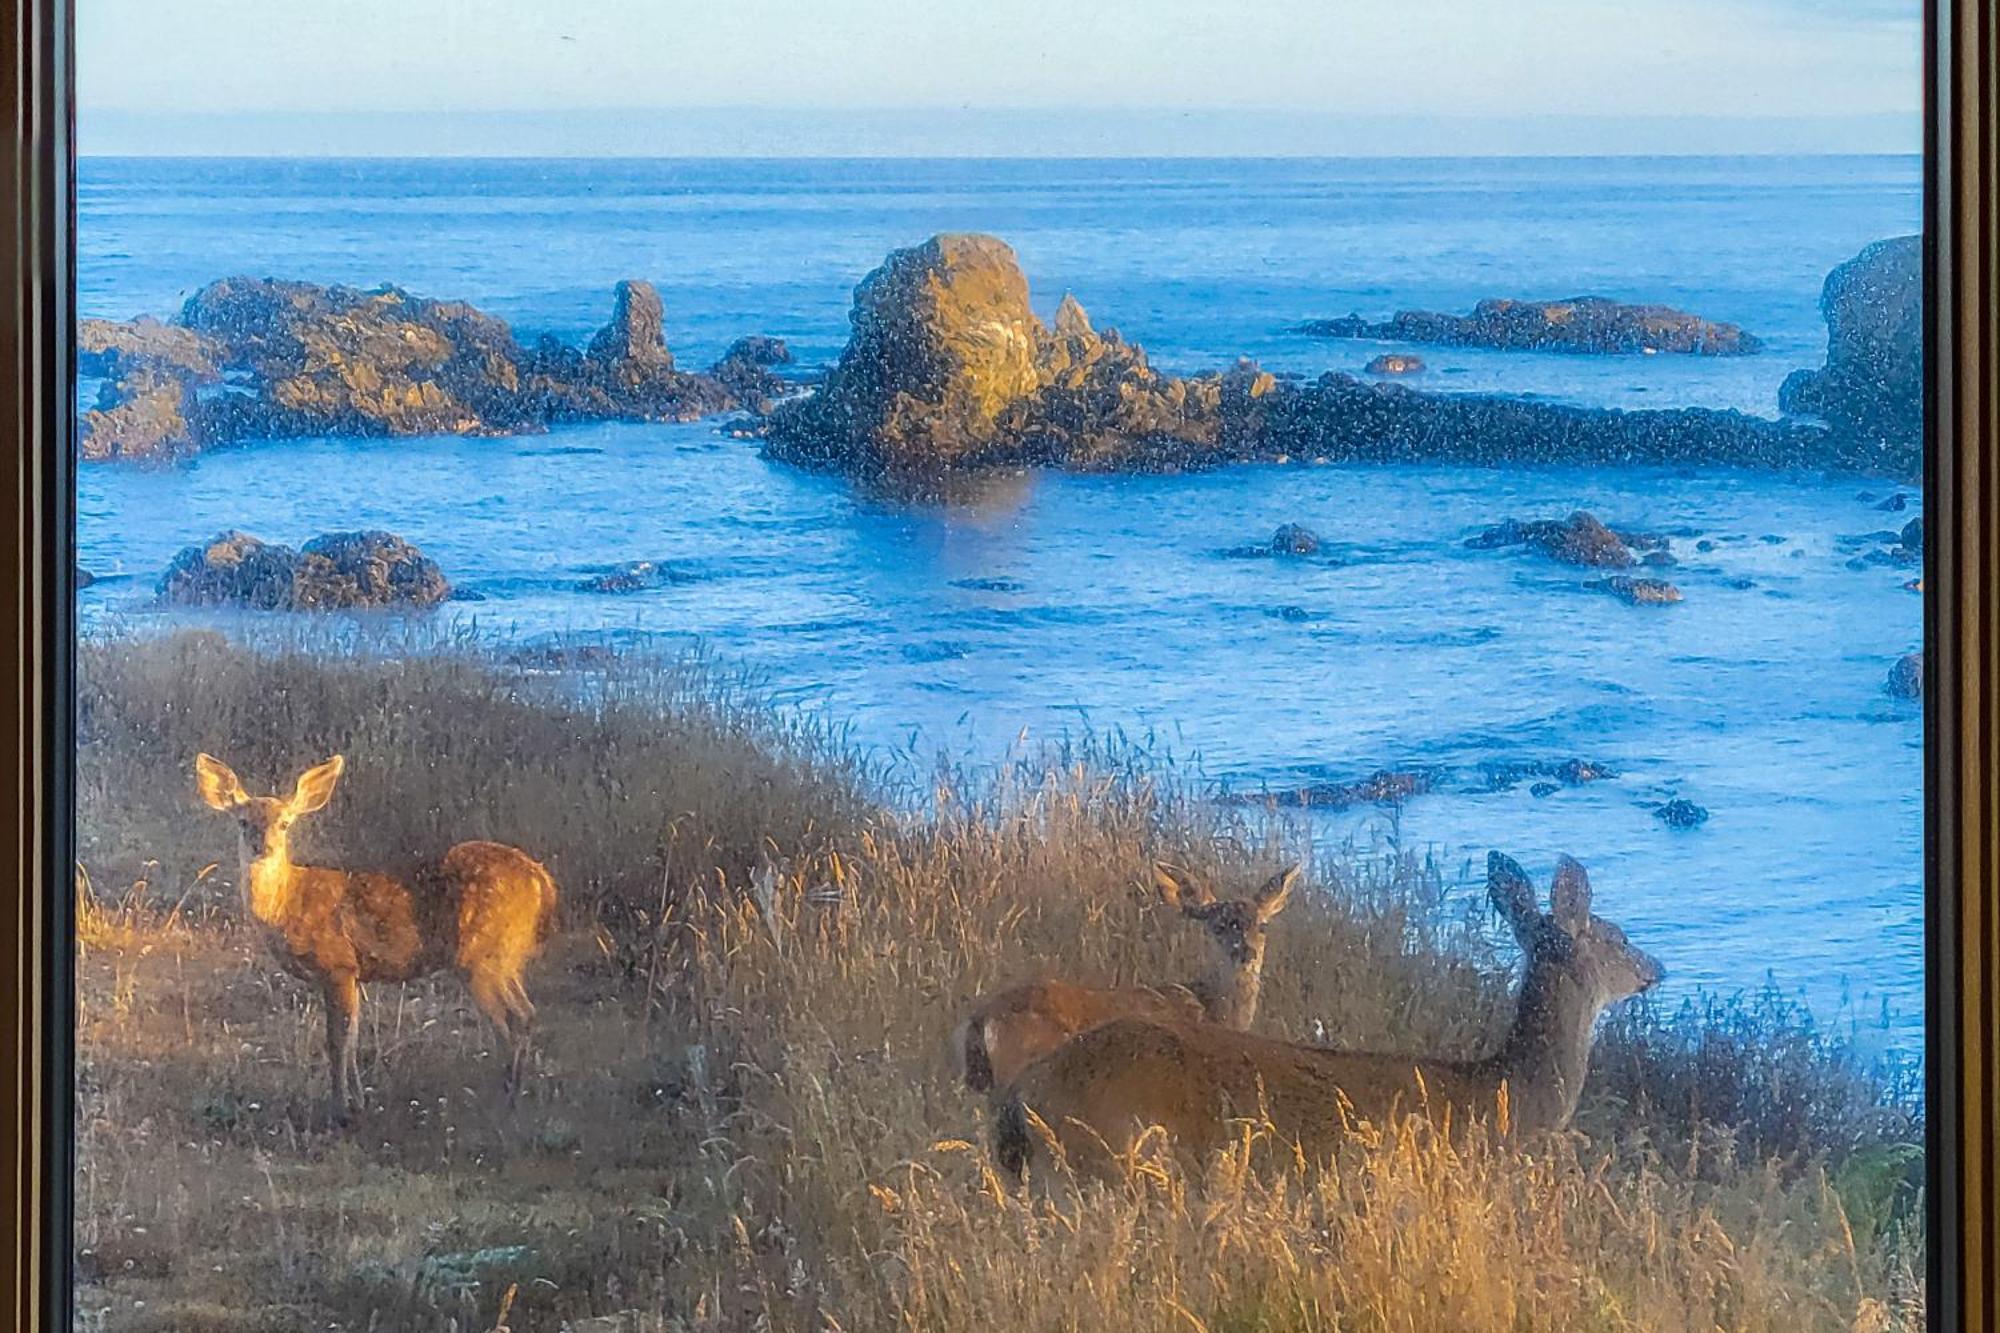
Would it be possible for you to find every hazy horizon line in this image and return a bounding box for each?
[81,106,1922,160]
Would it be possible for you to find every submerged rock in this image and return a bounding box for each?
[1364,353,1426,375]
[1597,575,1683,605]
[1270,523,1321,556]
[1900,515,1923,554]
[1469,511,1638,567]
[578,560,686,594]
[1253,768,1437,809]
[80,277,743,459]
[1654,798,1710,828]
[75,565,95,590]
[1885,651,1923,700]
[1779,235,1921,473]
[1482,757,1620,791]
[158,529,450,610]
[1299,296,1762,356]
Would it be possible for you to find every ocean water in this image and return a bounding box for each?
[75,155,1926,1050]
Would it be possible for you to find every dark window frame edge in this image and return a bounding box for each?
[3,2,1995,1328]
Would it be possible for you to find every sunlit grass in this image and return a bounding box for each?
[73,629,1923,1332]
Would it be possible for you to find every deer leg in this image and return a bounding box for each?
[504,978,537,1102]
[322,972,363,1127]
[467,969,530,1103]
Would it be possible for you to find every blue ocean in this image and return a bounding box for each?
[74,155,1926,1049]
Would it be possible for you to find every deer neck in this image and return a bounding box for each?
[1488,965,1602,1132]
[1188,945,1264,1030]
[239,840,299,926]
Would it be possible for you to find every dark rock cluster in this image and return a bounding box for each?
[158,530,451,610]
[1779,235,1921,474]
[1299,296,1762,356]
[1466,511,1641,568]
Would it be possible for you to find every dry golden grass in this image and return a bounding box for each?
[73,630,1923,1332]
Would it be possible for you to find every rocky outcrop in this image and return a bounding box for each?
[709,335,794,411]
[1779,236,1921,474]
[762,234,1851,481]
[81,278,744,460]
[764,236,1243,477]
[79,316,224,381]
[158,529,450,610]
[1299,297,1762,356]
[1885,652,1923,700]
[1467,511,1638,567]
[79,367,202,461]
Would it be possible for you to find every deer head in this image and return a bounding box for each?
[1153,861,1299,1027]
[1486,850,1663,1128]
[196,753,346,918]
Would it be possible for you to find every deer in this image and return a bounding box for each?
[994,851,1662,1178]
[953,862,1298,1093]
[194,752,559,1125]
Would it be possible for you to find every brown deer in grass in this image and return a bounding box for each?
[995,851,1661,1178]
[195,753,558,1125]
[953,863,1298,1093]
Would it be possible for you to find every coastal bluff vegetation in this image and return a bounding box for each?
[73,629,1923,1331]
[78,232,1922,480]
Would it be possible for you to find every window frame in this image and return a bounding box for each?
[3,2,1995,1326]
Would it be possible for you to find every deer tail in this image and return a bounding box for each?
[955,1015,997,1092]
[533,860,560,947]
[994,1093,1033,1180]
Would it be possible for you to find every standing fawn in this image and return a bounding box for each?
[195,753,559,1125]
[995,851,1661,1177]
[953,863,1298,1092]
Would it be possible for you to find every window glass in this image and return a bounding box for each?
[74,5,1925,1329]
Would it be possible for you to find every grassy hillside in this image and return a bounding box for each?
[72,630,1923,1332]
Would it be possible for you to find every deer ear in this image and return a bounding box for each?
[289,755,346,815]
[194,753,249,810]
[1253,864,1300,922]
[1487,851,1542,945]
[1153,862,1215,912]
[1550,855,1592,934]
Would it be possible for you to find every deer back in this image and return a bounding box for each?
[958,979,1203,1092]
[998,1016,1495,1174]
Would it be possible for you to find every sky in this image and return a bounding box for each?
[78,0,1924,156]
